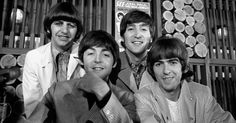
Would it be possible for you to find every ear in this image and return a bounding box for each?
[112,62,117,68]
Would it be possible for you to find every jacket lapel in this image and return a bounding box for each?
[180,81,196,122]
[67,43,80,80]
[40,43,57,85]
[118,52,133,89]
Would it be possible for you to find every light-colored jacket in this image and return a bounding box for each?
[23,42,85,118]
[26,79,134,123]
[135,75,235,123]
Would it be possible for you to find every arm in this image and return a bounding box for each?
[23,52,43,118]
[26,84,56,123]
[135,93,162,123]
[204,86,235,122]
[101,92,134,123]
[76,72,133,123]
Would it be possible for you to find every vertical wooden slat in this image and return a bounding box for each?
[196,65,201,83]
[212,0,221,59]
[19,0,28,48]
[0,0,8,48]
[79,0,84,26]
[152,0,162,38]
[95,0,101,30]
[206,0,214,59]
[30,0,38,49]
[219,0,227,59]
[225,0,235,60]
[88,0,93,31]
[9,0,18,48]
[211,65,217,97]
[39,0,47,46]
[104,0,112,33]
[231,0,236,60]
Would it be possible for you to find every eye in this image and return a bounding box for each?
[103,51,112,57]
[154,62,161,67]
[126,26,134,31]
[169,60,179,65]
[68,23,77,28]
[53,21,63,26]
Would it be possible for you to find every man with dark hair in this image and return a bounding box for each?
[135,36,235,122]
[26,30,134,123]
[23,2,85,118]
[111,9,155,95]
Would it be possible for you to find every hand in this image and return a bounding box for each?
[76,72,110,101]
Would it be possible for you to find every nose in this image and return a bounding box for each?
[134,29,142,38]
[61,24,69,33]
[94,54,101,63]
[163,64,171,74]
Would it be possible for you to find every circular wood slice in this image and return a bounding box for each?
[166,34,173,37]
[163,11,174,21]
[17,54,26,67]
[194,43,208,57]
[0,54,17,68]
[173,32,186,42]
[183,5,194,15]
[186,47,194,57]
[185,25,195,35]
[185,0,193,4]
[163,0,174,10]
[186,16,195,26]
[192,0,204,11]
[194,22,206,33]
[196,34,206,43]
[175,21,185,32]
[174,9,186,21]
[173,0,185,9]
[164,21,175,33]
[185,35,197,47]
[194,11,204,23]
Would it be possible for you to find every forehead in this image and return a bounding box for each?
[127,22,149,27]
[52,20,76,24]
[86,46,110,52]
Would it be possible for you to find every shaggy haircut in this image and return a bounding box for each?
[78,30,119,66]
[147,36,189,81]
[120,9,155,40]
[43,2,83,41]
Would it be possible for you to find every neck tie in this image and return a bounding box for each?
[56,52,70,82]
[132,64,145,89]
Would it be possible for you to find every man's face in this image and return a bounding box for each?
[153,58,182,93]
[83,46,116,81]
[50,20,77,51]
[123,22,152,56]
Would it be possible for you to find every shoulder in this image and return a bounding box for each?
[26,43,51,57]
[187,81,211,97]
[136,83,156,98]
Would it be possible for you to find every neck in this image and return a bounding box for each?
[125,50,147,65]
[161,84,181,102]
[52,41,73,53]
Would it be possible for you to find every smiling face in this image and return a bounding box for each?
[153,58,182,93]
[123,22,152,56]
[83,46,116,81]
[50,20,77,51]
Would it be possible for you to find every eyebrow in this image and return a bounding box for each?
[88,47,111,52]
[158,58,180,62]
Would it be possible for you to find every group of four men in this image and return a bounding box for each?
[22,2,235,123]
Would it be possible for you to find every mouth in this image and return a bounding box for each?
[132,41,143,45]
[162,76,174,81]
[58,35,70,41]
[92,67,104,71]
